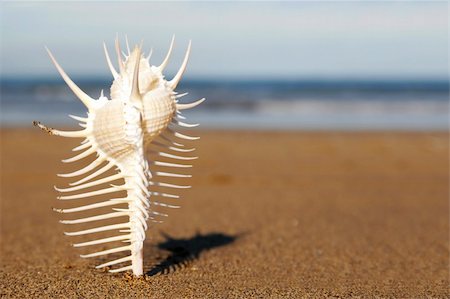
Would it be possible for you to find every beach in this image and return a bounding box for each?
[1,129,448,298]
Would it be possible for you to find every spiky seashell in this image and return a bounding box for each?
[34,37,205,276]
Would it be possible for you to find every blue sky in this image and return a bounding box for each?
[0,1,447,80]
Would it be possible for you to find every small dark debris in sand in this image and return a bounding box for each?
[123,272,151,284]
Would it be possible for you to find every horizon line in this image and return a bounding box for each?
[1,75,448,83]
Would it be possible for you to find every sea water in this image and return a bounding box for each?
[1,78,448,130]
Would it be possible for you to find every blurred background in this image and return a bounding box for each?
[0,1,448,130]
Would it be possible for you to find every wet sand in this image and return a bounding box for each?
[1,129,448,298]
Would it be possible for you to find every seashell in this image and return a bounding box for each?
[34,36,205,276]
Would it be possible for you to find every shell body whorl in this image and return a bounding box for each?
[35,37,205,276]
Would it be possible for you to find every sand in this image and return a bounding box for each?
[0,129,448,298]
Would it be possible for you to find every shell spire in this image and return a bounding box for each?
[130,46,142,107]
[115,36,125,74]
[34,36,205,276]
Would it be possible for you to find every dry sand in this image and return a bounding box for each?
[1,129,448,298]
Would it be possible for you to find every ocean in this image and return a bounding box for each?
[1,78,448,130]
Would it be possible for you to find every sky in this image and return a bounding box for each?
[0,1,448,80]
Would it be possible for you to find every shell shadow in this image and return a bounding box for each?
[146,231,241,276]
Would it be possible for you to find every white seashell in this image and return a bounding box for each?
[34,36,205,276]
